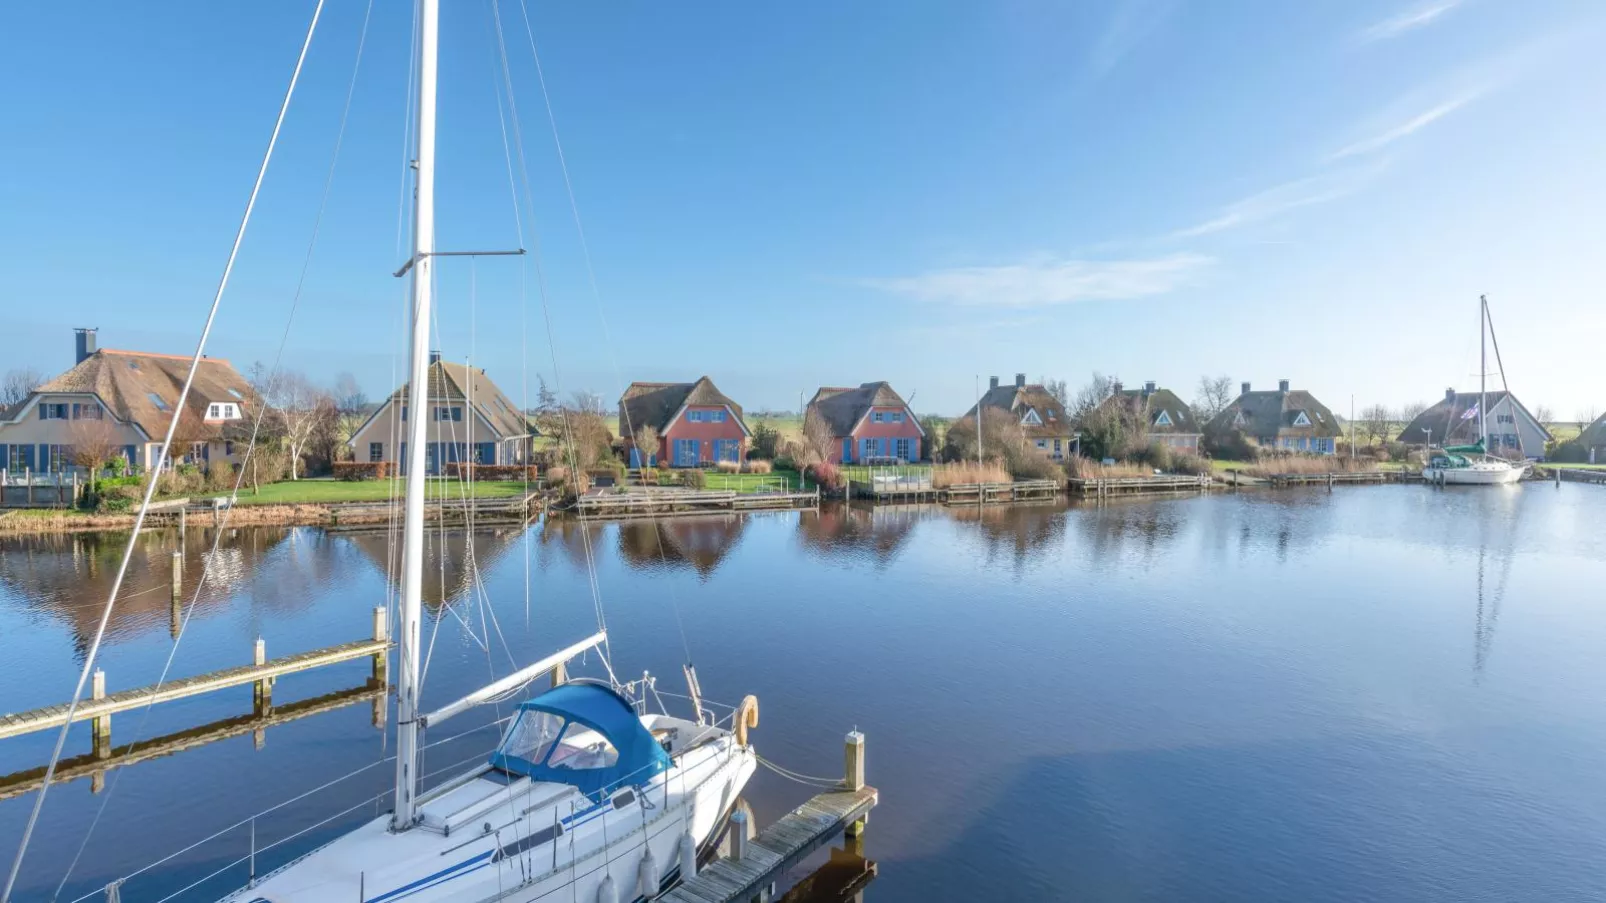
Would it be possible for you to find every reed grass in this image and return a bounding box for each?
[932,462,1011,487]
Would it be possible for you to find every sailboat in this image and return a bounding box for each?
[1424,295,1528,486]
[216,4,757,901]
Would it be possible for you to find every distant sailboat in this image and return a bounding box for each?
[1424,296,1527,487]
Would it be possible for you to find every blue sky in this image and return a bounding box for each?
[3,0,1602,419]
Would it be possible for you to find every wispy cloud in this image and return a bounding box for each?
[1358,0,1466,43]
[1090,0,1178,76]
[1328,93,1480,160]
[862,253,1212,308]
[1171,166,1384,238]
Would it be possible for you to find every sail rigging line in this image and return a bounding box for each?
[511,0,696,669]
[52,1,381,890]
[1482,297,1526,459]
[0,5,328,900]
[486,1,616,682]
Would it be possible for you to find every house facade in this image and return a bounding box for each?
[619,377,749,468]
[348,355,533,475]
[1104,380,1201,453]
[1579,412,1606,464]
[1397,388,1551,460]
[964,374,1074,460]
[803,382,924,464]
[0,328,256,475]
[1206,380,1342,454]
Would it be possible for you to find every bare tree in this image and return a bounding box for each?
[268,371,334,480]
[632,424,660,467]
[801,412,834,465]
[1575,405,1598,428]
[1400,400,1428,423]
[1038,377,1068,408]
[1193,374,1234,424]
[1071,372,1114,423]
[569,390,606,417]
[1,367,43,408]
[1533,404,1554,425]
[69,415,123,472]
[331,371,368,446]
[1360,403,1393,445]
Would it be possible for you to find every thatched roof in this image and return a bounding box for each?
[963,381,1071,439]
[11,349,257,440]
[1207,387,1341,439]
[1398,390,1550,446]
[803,382,919,437]
[1106,386,1200,434]
[384,360,530,439]
[618,376,746,437]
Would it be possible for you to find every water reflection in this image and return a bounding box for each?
[343,526,526,611]
[952,501,1067,571]
[0,528,295,657]
[617,515,748,578]
[796,503,934,568]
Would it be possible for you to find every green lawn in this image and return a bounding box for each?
[201,478,531,506]
[699,469,812,493]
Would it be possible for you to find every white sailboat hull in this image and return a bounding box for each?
[1425,462,1526,485]
[226,719,754,903]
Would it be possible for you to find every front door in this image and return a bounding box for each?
[673,439,699,468]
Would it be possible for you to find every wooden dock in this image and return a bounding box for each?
[0,682,384,801]
[570,487,818,518]
[664,732,878,903]
[1544,467,1606,485]
[939,479,1059,505]
[1265,471,1390,487]
[1068,474,1213,495]
[0,609,388,754]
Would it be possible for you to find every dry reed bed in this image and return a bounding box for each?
[931,462,1012,488]
[1244,456,1380,478]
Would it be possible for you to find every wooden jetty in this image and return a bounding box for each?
[570,487,819,518]
[1544,466,1606,486]
[1068,473,1213,496]
[1265,471,1390,488]
[0,608,389,755]
[939,479,1058,505]
[665,732,877,903]
[0,682,384,801]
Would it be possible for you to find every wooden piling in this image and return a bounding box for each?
[370,606,388,686]
[170,550,183,602]
[91,669,111,760]
[252,638,272,716]
[729,808,750,861]
[844,731,867,837]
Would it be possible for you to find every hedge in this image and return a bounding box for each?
[442,463,540,481]
[333,462,394,481]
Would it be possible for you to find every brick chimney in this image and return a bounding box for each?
[989,376,999,390]
[1241,381,1251,395]
[1278,379,1290,393]
[1445,387,1456,403]
[75,327,97,364]
[1112,379,1124,395]
[1015,373,1026,388]
[1143,380,1156,398]
[429,350,442,366]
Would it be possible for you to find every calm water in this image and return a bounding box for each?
[3,485,1606,901]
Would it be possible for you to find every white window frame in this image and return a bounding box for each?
[1154,410,1172,427]
[1022,408,1042,426]
[1292,411,1311,427]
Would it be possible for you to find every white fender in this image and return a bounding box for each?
[680,831,698,881]
[596,874,617,903]
[638,847,660,899]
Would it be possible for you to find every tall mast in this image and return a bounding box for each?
[1479,294,1487,448]
[393,0,438,832]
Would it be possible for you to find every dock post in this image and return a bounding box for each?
[371,606,389,687]
[252,638,272,718]
[91,669,111,760]
[1556,467,1562,488]
[179,505,186,538]
[1328,473,1334,491]
[844,730,867,837]
[170,550,183,602]
[729,808,749,861]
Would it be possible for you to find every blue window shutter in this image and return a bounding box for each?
[842,437,851,462]
[0,446,7,471]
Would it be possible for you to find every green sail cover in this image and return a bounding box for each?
[1442,439,1487,455]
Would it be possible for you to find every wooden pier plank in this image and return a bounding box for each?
[0,638,389,740]
[667,786,877,903]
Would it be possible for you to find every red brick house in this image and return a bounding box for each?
[804,382,925,464]
[619,377,750,468]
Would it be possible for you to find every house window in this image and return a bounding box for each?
[71,403,104,420]
[687,411,702,423]
[434,406,461,422]
[227,388,244,400]
[206,403,241,420]
[208,404,221,419]
[224,441,235,456]
[1292,411,1312,427]
[148,392,170,413]
[1022,409,1042,425]
[39,403,68,420]
[1233,412,1246,427]
[46,445,73,471]
[370,442,384,462]
[871,412,884,423]
[712,410,727,423]
[1054,439,1062,455]
[893,438,913,461]
[1035,439,1047,449]
[1154,410,1173,427]
[400,405,408,421]
[891,411,904,423]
